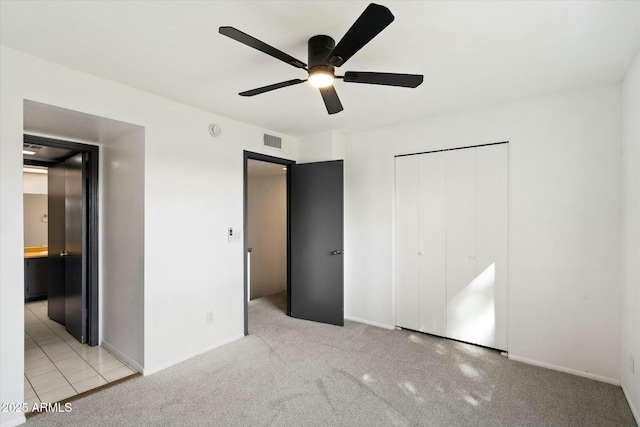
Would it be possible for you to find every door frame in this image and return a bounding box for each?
[243,151,295,336]
[23,134,99,346]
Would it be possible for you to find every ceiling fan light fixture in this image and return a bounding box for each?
[221,3,422,115]
[308,70,334,88]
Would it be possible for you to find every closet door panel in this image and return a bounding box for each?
[418,153,447,336]
[395,156,420,330]
[476,144,509,350]
[445,148,478,344]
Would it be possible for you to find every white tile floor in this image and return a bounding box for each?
[24,300,136,411]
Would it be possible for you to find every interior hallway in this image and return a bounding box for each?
[24,301,136,411]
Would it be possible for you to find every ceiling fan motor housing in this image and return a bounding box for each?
[308,35,336,75]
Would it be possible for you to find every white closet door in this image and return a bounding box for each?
[418,153,447,336]
[395,156,420,330]
[476,144,509,350]
[445,148,478,344]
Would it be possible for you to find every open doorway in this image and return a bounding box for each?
[23,134,99,345]
[244,152,294,335]
[22,136,135,410]
[22,100,144,412]
[244,151,346,335]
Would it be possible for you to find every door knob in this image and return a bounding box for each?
[60,251,70,257]
[332,249,344,255]
[468,255,475,259]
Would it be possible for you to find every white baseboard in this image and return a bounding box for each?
[142,334,244,376]
[622,383,639,425]
[508,354,621,385]
[100,340,144,374]
[345,316,395,330]
[0,413,26,427]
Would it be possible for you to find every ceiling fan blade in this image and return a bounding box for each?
[239,79,306,97]
[219,26,307,69]
[328,3,394,68]
[319,85,344,115]
[343,72,423,88]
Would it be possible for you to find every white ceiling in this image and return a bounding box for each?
[2,1,639,137]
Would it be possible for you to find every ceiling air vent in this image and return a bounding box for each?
[23,144,43,151]
[263,134,282,150]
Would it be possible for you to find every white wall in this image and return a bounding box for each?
[247,174,287,300]
[0,45,298,427]
[297,130,345,163]
[22,172,47,195]
[344,84,622,383]
[101,127,145,372]
[23,194,47,247]
[1,46,29,427]
[621,49,640,420]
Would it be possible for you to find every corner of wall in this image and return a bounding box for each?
[0,46,27,427]
[622,383,640,425]
[297,131,336,163]
[331,131,346,160]
[621,47,640,425]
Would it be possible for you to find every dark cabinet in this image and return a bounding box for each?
[25,257,49,302]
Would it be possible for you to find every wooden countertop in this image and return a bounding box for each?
[24,247,48,259]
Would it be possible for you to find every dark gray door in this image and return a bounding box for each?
[64,154,86,343]
[290,160,344,326]
[47,163,66,324]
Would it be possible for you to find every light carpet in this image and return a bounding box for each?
[28,292,636,426]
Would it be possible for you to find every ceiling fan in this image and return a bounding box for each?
[219,3,423,115]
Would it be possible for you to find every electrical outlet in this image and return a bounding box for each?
[207,311,214,324]
[630,353,635,374]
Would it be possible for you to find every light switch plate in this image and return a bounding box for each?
[228,227,242,243]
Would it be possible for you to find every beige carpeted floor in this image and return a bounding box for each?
[27,292,636,426]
